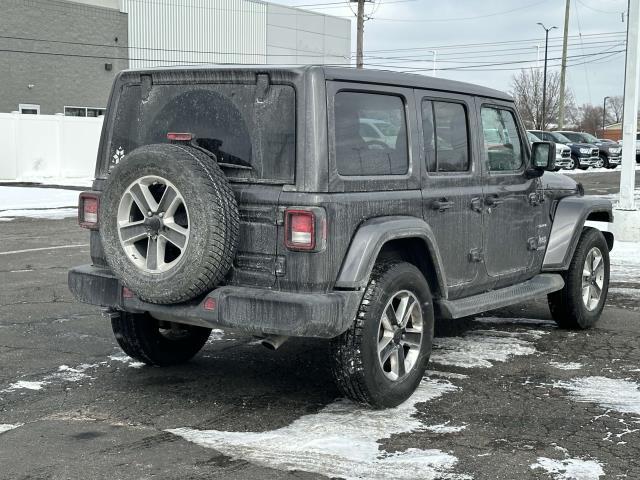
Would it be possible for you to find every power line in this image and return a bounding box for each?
[362,31,627,53]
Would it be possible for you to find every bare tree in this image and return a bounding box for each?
[605,95,623,124]
[577,104,604,135]
[510,68,576,130]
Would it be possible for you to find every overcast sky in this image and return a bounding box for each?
[273,0,629,107]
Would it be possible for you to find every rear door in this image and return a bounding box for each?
[477,101,544,282]
[418,92,484,297]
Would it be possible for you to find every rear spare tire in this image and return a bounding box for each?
[100,144,239,304]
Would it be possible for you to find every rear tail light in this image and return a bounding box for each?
[78,192,100,229]
[167,132,193,142]
[285,209,315,251]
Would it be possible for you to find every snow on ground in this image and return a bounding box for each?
[531,457,605,480]
[167,378,470,480]
[553,377,640,416]
[0,186,79,220]
[1,380,47,392]
[108,353,145,369]
[549,362,583,371]
[563,164,640,175]
[0,423,23,434]
[430,328,547,369]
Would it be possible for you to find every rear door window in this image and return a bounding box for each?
[422,100,470,172]
[107,83,296,184]
[334,91,408,176]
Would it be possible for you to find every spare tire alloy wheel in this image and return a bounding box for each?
[118,175,189,273]
[100,144,239,304]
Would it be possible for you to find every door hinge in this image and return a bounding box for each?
[469,248,484,263]
[470,197,483,213]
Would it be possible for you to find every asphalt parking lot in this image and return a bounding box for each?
[1,171,639,480]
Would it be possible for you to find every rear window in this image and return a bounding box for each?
[105,83,296,184]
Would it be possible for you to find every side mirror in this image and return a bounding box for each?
[531,141,556,171]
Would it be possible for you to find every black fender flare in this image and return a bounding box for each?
[334,216,449,299]
[543,196,614,271]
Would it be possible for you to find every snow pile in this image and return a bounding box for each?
[531,457,605,479]
[554,376,640,415]
[0,186,79,219]
[430,329,545,369]
[167,378,470,480]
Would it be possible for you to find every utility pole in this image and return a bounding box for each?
[617,0,639,219]
[355,0,365,68]
[538,23,557,131]
[558,0,571,129]
[602,96,610,136]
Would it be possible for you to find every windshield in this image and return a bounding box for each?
[105,82,296,184]
[527,131,541,143]
[550,132,572,144]
[580,132,599,143]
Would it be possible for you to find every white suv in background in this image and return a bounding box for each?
[527,131,572,170]
[618,133,640,163]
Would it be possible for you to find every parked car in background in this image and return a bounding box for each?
[359,118,398,148]
[527,131,572,170]
[618,133,640,163]
[529,130,599,170]
[598,138,619,145]
[555,131,621,169]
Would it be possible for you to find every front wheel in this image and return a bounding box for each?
[111,312,211,366]
[595,155,606,169]
[548,228,610,329]
[330,261,434,408]
[565,157,577,170]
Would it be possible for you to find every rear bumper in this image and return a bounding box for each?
[68,265,362,338]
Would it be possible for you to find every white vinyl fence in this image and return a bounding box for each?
[0,113,102,185]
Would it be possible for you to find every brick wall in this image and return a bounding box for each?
[0,0,128,114]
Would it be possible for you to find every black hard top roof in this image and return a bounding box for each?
[123,64,512,102]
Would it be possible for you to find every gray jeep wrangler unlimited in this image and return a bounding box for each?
[69,66,614,408]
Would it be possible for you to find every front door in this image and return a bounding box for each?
[419,93,484,297]
[478,102,543,281]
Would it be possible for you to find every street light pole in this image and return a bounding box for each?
[602,96,610,137]
[537,23,557,131]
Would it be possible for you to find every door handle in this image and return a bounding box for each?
[485,195,504,207]
[431,198,454,212]
[470,197,483,213]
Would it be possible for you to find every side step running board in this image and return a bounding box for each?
[435,274,565,319]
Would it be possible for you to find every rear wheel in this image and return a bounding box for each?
[548,228,610,329]
[112,312,211,366]
[330,261,434,408]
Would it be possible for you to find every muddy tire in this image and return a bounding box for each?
[548,227,610,329]
[112,312,211,366]
[100,144,239,304]
[330,261,434,408]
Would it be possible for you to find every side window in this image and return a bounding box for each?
[334,91,408,176]
[480,107,524,172]
[421,99,470,172]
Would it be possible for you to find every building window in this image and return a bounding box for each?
[19,104,40,115]
[64,106,106,117]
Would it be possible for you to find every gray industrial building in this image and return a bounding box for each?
[1,0,351,116]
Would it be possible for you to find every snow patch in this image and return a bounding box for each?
[1,380,47,392]
[554,376,640,415]
[430,328,541,369]
[549,362,583,371]
[206,329,225,343]
[425,422,467,434]
[108,353,145,368]
[609,241,640,285]
[0,208,77,219]
[167,378,470,480]
[0,187,79,210]
[0,423,23,434]
[531,457,604,479]
[53,364,96,382]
